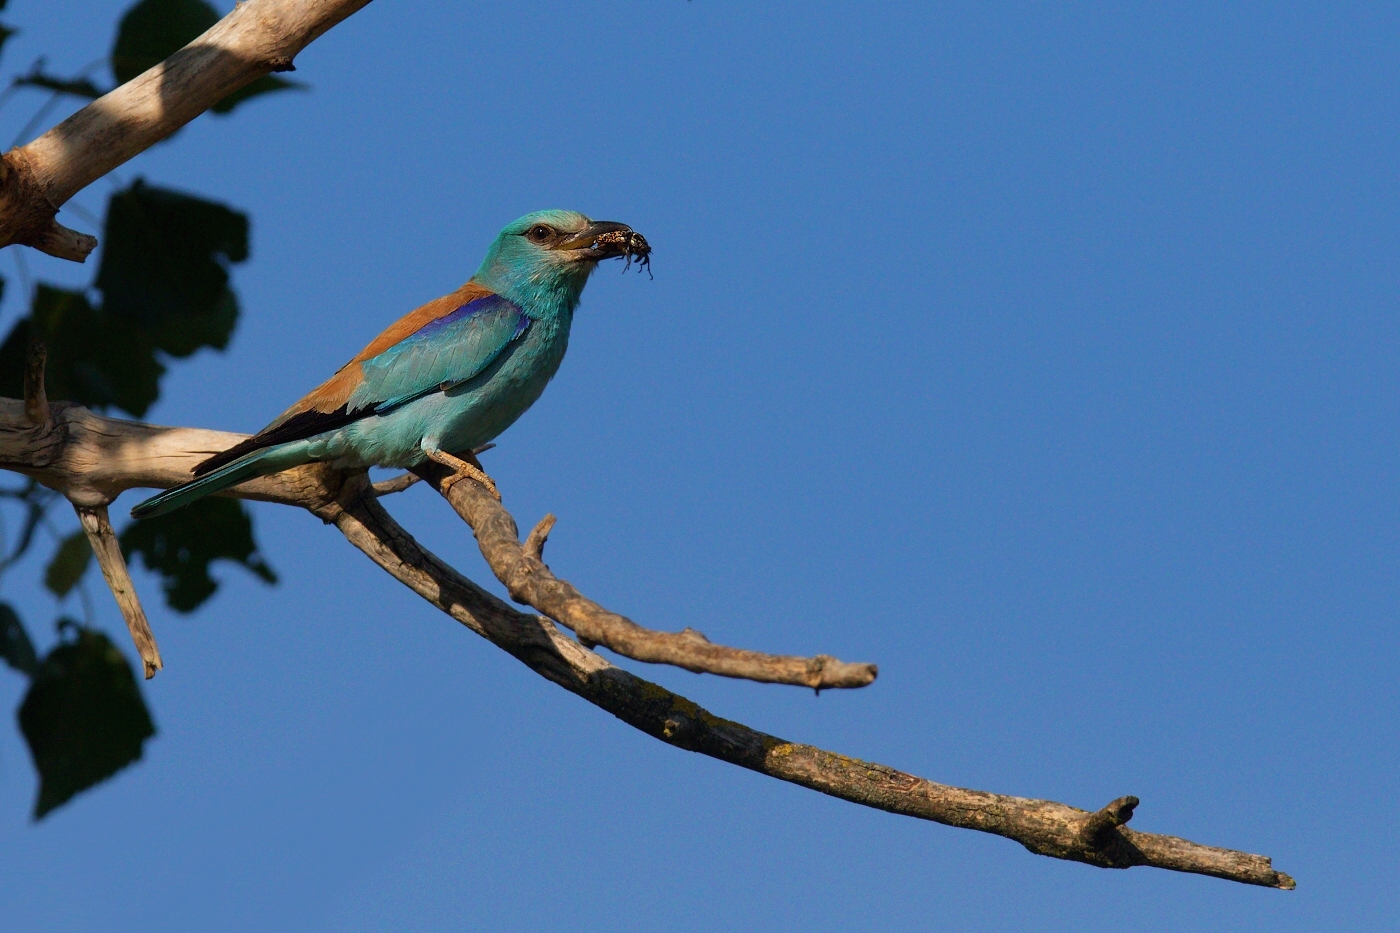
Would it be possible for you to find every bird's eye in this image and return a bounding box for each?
[526,224,554,243]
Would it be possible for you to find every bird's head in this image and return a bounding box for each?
[472,210,650,316]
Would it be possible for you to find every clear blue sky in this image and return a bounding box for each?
[1,2,1395,929]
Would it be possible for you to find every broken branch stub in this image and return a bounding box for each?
[75,504,162,678]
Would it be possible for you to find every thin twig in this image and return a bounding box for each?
[9,89,64,150]
[414,459,878,690]
[371,472,419,496]
[74,503,162,678]
[10,244,31,309]
[56,199,100,230]
[0,488,46,572]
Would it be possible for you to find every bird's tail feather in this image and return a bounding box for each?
[130,446,301,520]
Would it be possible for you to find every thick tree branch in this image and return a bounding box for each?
[0,399,1295,889]
[414,460,878,690]
[0,0,374,260]
[0,399,343,510]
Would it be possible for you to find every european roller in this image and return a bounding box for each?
[131,210,650,519]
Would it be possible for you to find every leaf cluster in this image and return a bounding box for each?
[120,498,278,612]
[0,180,249,415]
[18,623,156,819]
[0,0,290,819]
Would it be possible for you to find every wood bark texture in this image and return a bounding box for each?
[75,503,162,678]
[0,0,374,260]
[0,396,1296,890]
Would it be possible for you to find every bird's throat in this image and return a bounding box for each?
[473,254,593,323]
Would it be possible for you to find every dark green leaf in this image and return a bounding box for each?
[120,498,276,613]
[0,182,250,416]
[0,603,38,676]
[96,179,247,357]
[18,624,155,819]
[0,286,165,416]
[112,0,300,112]
[43,530,92,598]
[111,0,219,86]
[14,71,106,100]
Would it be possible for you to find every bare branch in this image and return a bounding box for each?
[414,460,879,690]
[0,398,1296,888]
[371,472,420,496]
[75,503,162,678]
[326,486,1294,890]
[0,0,374,260]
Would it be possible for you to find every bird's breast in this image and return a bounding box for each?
[418,315,571,450]
[319,316,571,469]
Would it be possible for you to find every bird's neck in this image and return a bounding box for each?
[473,260,591,324]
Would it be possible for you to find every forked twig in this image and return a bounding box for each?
[416,460,878,690]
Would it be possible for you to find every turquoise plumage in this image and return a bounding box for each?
[131,210,649,519]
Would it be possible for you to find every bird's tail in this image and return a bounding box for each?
[130,446,303,520]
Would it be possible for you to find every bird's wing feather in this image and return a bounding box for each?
[349,293,529,414]
[193,284,528,475]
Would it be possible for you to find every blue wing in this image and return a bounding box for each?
[348,293,530,415]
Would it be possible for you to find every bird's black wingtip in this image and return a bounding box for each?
[129,491,170,520]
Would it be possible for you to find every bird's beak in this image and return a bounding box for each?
[557,220,643,258]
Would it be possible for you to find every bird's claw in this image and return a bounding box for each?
[423,448,501,501]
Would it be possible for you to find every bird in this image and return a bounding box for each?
[131,210,649,519]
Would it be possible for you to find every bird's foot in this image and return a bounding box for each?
[423,448,501,501]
